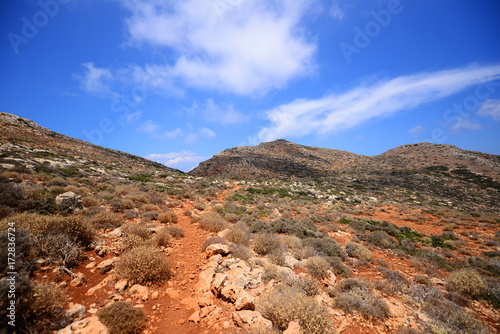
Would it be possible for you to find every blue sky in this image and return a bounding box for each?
[1,0,500,172]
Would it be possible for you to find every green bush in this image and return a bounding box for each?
[303,237,346,259]
[116,245,172,285]
[98,302,146,334]
[446,269,485,298]
[260,285,333,334]
[253,233,281,255]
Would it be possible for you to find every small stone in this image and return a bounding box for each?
[114,279,128,292]
[205,244,230,257]
[188,310,201,324]
[130,284,150,301]
[71,273,87,287]
[151,291,159,300]
[283,321,301,334]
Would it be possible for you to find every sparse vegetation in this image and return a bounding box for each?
[116,245,172,285]
[98,301,147,334]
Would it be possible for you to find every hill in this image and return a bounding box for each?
[0,112,182,178]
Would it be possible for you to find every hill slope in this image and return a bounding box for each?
[0,112,181,177]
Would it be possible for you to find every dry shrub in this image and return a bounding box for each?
[201,236,228,251]
[199,212,229,232]
[194,201,206,211]
[253,233,281,255]
[225,213,239,223]
[116,245,172,285]
[280,235,303,250]
[260,285,333,334]
[82,196,100,207]
[230,244,252,261]
[141,203,161,212]
[158,210,178,224]
[164,226,184,239]
[122,222,150,240]
[211,203,224,213]
[119,235,148,252]
[334,278,391,319]
[303,237,346,259]
[154,228,173,248]
[267,247,287,266]
[90,211,123,229]
[366,230,392,248]
[446,269,485,298]
[98,301,146,334]
[325,256,352,277]
[345,242,372,260]
[290,276,322,296]
[305,256,331,280]
[226,228,250,246]
[141,210,159,221]
[1,212,95,245]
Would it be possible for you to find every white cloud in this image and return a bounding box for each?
[118,0,316,96]
[253,64,500,143]
[138,120,182,139]
[124,110,142,123]
[189,99,250,124]
[145,151,206,171]
[450,119,482,133]
[186,127,216,144]
[477,99,500,121]
[75,62,116,96]
[329,1,345,20]
[409,125,423,134]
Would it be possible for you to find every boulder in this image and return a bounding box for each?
[56,192,83,212]
[234,294,256,311]
[129,284,149,301]
[64,304,87,321]
[221,284,244,302]
[114,279,128,292]
[211,273,228,296]
[232,310,272,330]
[283,321,301,334]
[205,244,230,257]
[97,257,116,274]
[322,270,336,287]
[57,316,108,334]
[70,273,87,287]
[108,228,123,238]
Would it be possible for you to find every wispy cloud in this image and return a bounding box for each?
[189,99,250,125]
[114,0,316,96]
[186,127,216,144]
[145,151,206,171]
[449,119,482,133]
[138,120,182,139]
[253,64,500,143]
[477,99,500,121]
[74,62,116,97]
[329,1,345,20]
[409,125,423,134]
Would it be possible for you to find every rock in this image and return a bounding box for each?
[386,300,405,318]
[64,304,87,321]
[211,273,228,297]
[108,228,123,238]
[148,291,158,301]
[232,310,272,330]
[165,288,181,299]
[180,297,200,310]
[322,270,336,287]
[86,261,97,269]
[188,310,201,324]
[283,321,301,334]
[197,297,214,307]
[284,255,300,268]
[86,276,113,296]
[95,244,109,257]
[56,192,83,212]
[234,294,255,311]
[217,229,230,239]
[71,273,87,287]
[57,316,108,334]
[114,279,128,292]
[196,268,216,293]
[221,285,244,302]
[97,257,116,274]
[205,244,230,257]
[430,277,446,286]
[130,285,149,301]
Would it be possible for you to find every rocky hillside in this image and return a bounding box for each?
[191,139,500,181]
[0,112,181,178]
